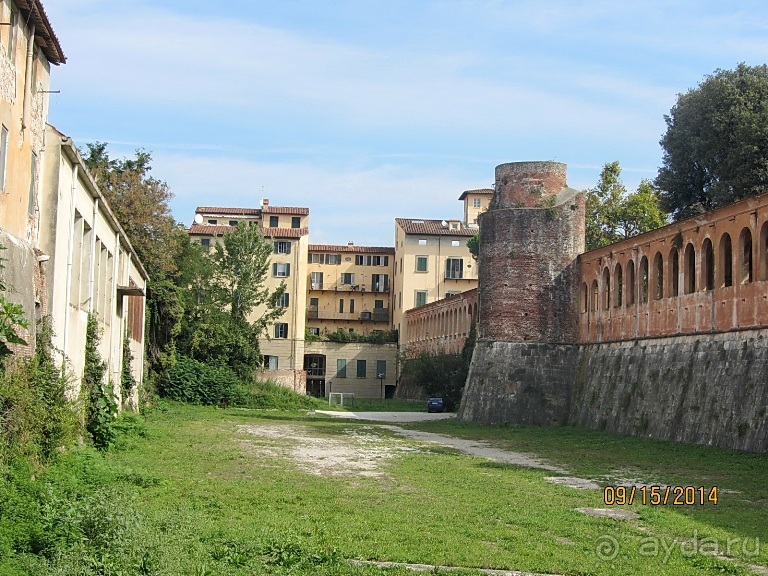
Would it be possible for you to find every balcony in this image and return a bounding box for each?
[307,305,318,319]
[360,309,389,322]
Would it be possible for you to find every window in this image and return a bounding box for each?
[229,220,238,227]
[355,255,372,266]
[309,253,322,264]
[374,299,384,308]
[325,254,341,265]
[274,323,288,338]
[446,291,460,298]
[602,267,610,310]
[337,359,347,378]
[200,238,210,251]
[308,327,320,336]
[446,258,463,279]
[264,355,279,370]
[350,299,355,313]
[0,125,7,191]
[356,359,366,378]
[310,271,323,289]
[376,360,386,379]
[207,219,217,225]
[614,264,623,307]
[373,255,389,266]
[669,249,680,297]
[371,274,389,292]
[640,256,649,303]
[451,240,460,247]
[398,292,402,309]
[291,216,301,228]
[28,152,37,216]
[719,234,732,287]
[273,262,291,277]
[339,299,344,313]
[418,239,427,245]
[473,198,481,208]
[269,215,279,227]
[278,292,290,307]
[739,228,753,284]
[702,240,714,291]
[654,252,664,299]
[626,260,636,305]
[340,273,355,285]
[274,241,291,254]
[7,10,16,60]
[416,256,428,272]
[415,291,427,307]
[685,243,697,293]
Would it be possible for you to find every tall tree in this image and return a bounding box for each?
[586,162,666,251]
[656,63,768,220]
[82,143,178,278]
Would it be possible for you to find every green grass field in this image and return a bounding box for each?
[2,402,766,575]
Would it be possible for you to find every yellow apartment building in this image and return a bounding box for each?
[392,218,477,343]
[188,201,309,373]
[0,0,65,348]
[306,243,394,337]
[459,188,494,227]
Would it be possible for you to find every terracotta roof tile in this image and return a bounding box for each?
[261,227,309,238]
[188,224,231,235]
[262,206,310,215]
[21,1,65,64]
[195,206,262,216]
[458,188,494,200]
[395,218,475,236]
[309,244,395,254]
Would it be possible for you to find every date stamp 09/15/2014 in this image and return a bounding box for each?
[603,485,719,506]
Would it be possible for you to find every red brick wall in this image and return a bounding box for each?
[579,192,768,342]
[404,289,477,356]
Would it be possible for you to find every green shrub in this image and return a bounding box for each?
[243,379,326,411]
[82,314,118,451]
[161,355,245,406]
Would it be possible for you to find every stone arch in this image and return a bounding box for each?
[581,282,588,313]
[684,243,696,294]
[668,247,679,297]
[639,256,649,303]
[614,263,623,307]
[761,221,768,281]
[702,238,714,291]
[626,259,636,306]
[739,227,753,284]
[602,266,611,310]
[653,252,664,300]
[718,233,732,288]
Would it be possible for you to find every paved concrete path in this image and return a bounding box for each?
[315,410,456,423]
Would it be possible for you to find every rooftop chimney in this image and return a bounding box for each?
[261,198,270,206]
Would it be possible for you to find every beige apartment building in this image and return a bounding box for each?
[189,202,310,373]
[306,243,394,337]
[459,188,494,227]
[392,218,477,343]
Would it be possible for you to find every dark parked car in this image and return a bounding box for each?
[427,395,446,413]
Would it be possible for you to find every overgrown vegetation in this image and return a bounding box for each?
[82,314,118,451]
[325,328,398,344]
[399,324,476,409]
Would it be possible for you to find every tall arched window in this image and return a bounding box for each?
[653,252,663,300]
[702,238,714,291]
[739,227,753,284]
[761,222,768,281]
[669,248,679,297]
[684,243,696,294]
[640,256,649,303]
[581,283,588,313]
[719,233,732,288]
[614,263,623,307]
[602,267,610,310]
[591,280,599,312]
[626,260,636,306]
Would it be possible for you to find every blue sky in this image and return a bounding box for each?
[44,1,768,246]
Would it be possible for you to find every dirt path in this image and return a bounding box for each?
[378,424,568,473]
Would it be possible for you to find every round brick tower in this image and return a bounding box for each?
[477,161,585,343]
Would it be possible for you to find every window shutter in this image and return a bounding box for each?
[274,241,279,253]
[286,263,291,276]
[286,243,291,254]
[273,263,277,276]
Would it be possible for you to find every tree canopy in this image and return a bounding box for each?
[586,161,667,251]
[655,63,768,220]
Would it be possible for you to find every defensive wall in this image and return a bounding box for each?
[404,289,477,356]
[459,161,768,453]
